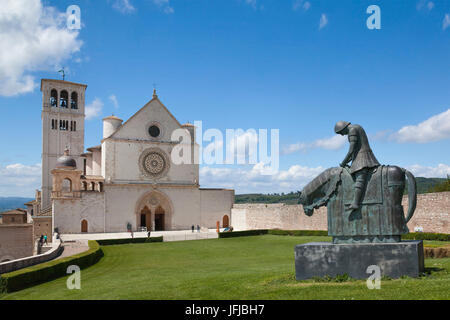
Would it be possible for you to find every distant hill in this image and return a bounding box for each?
[0,197,34,213]
[235,192,301,205]
[235,177,448,204]
[414,177,448,194]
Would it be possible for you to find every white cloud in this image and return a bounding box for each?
[319,14,328,30]
[293,0,311,11]
[112,0,136,14]
[416,0,434,11]
[245,0,258,9]
[200,163,325,194]
[443,14,450,31]
[391,109,450,143]
[283,135,346,154]
[0,0,83,96]
[228,130,259,163]
[109,94,119,109]
[85,98,104,120]
[406,164,450,178]
[370,130,393,141]
[152,0,174,14]
[0,163,41,197]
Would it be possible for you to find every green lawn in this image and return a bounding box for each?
[1,235,449,300]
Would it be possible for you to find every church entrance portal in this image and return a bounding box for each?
[136,191,172,231]
[154,206,165,231]
[140,206,152,231]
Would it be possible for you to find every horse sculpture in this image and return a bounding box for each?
[299,165,417,244]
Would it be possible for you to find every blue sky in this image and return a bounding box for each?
[0,0,450,196]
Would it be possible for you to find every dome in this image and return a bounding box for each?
[56,148,77,169]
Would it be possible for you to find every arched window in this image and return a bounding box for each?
[50,89,58,107]
[91,182,96,191]
[60,90,68,108]
[71,92,78,109]
[99,182,104,192]
[62,178,72,192]
[60,120,68,131]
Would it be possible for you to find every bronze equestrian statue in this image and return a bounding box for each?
[299,121,417,244]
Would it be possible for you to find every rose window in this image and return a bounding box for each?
[144,153,165,175]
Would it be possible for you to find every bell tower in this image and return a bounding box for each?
[40,79,87,210]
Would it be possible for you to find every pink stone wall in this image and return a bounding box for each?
[232,192,450,234]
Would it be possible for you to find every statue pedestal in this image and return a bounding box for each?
[294,241,424,280]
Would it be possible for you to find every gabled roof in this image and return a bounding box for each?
[2,209,27,215]
[104,95,183,141]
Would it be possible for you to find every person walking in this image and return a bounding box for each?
[43,234,48,245]
[191,225,195,233]
[197,225,200,233]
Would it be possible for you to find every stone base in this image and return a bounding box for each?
[295,241,424,280]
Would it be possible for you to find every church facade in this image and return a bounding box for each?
[38,79,234,234]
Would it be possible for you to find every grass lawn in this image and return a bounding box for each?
[1,235,449,300]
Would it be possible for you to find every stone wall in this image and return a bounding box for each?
[33,216,53,242]
[0,224,34,262]
[406,192,450,234]
[0,235,62,274]
[231,192,450,234]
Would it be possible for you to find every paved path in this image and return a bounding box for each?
[56,240,89,260]
[60,229,223,243]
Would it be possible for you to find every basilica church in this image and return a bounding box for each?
[30,79,234,234]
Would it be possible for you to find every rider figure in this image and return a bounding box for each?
[335,121,380,211]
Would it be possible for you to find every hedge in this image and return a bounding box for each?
[402,232,450,241]
[0,240,103,294]
[96,236,163,246]
[268,230,329,237]
[219,230,449,241]
[218,230,268,238]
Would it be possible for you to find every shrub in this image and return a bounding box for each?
[96,236,163,246]
[0,240,103,293]
[402,232,450,241]
[218,230,268,238]
[268,230,328,237]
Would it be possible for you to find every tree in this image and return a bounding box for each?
[427,175,450,193]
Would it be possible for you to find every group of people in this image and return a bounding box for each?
[38,234,48,245]
[191,225,200,233]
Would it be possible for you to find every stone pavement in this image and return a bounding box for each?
[60,229,223,243]
[56,240,90,260]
